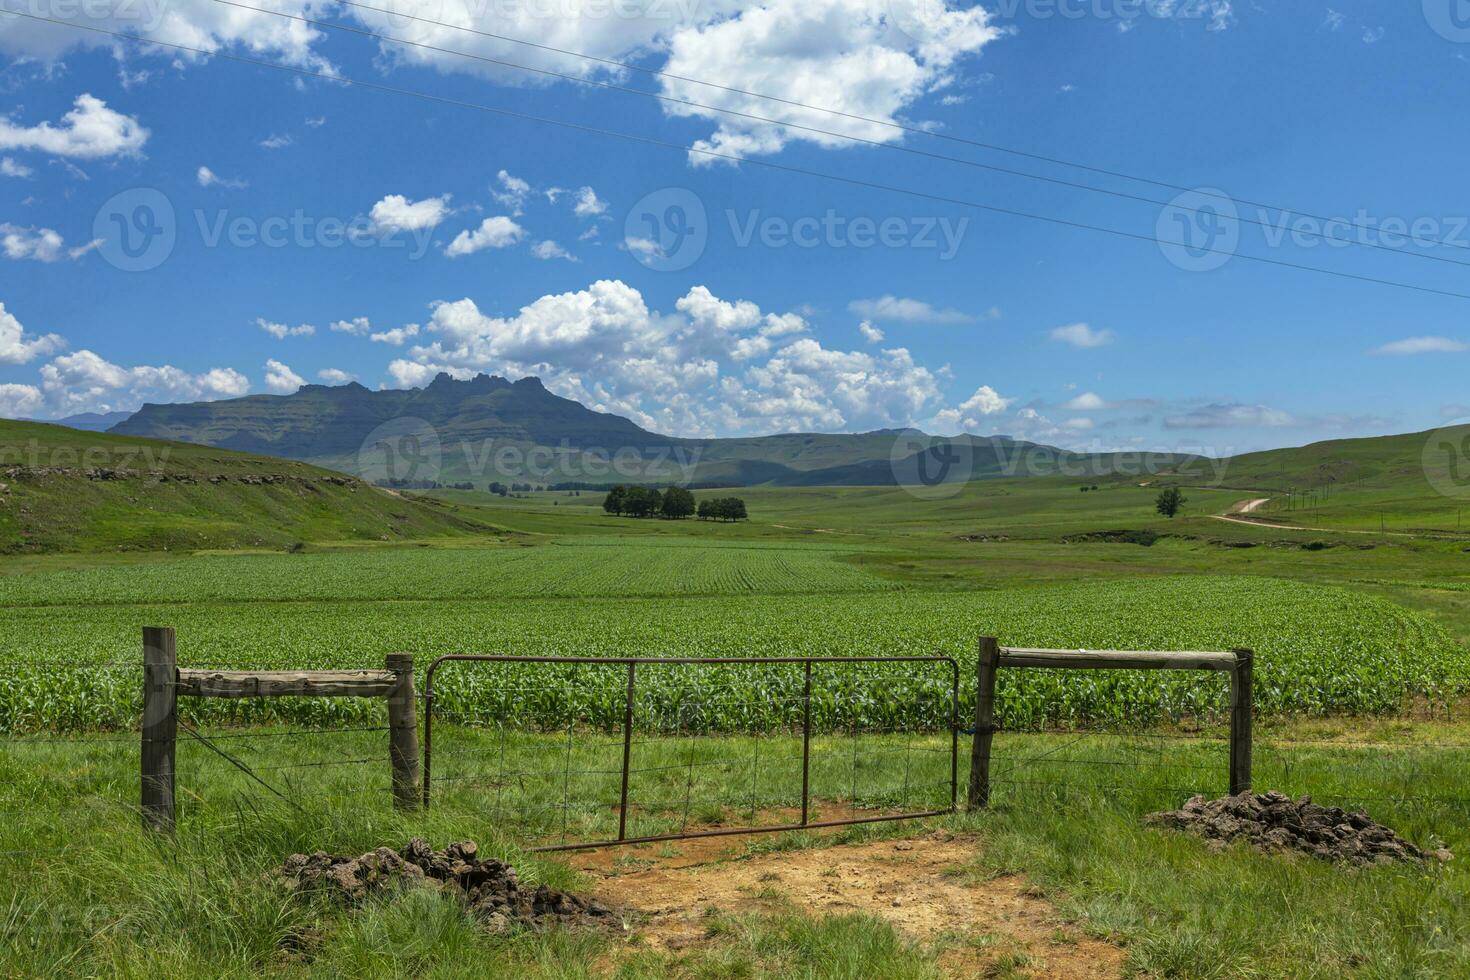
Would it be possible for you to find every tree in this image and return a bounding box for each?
[661,486,695,519]
[697,499,715,520]
[622,486,662,518]
[602,485,627,515]
[724,497,748,521]
[1155,487,1186,519]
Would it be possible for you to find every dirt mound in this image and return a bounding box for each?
[275,839,618,932]
[1146,792,1453,865]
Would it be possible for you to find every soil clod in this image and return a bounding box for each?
[1146,792,1453,865]
[275,839,618,931]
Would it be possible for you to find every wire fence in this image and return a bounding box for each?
[0,658,1467,856]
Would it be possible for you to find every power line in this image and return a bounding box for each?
[325,0,1470,256]
[203,0,1470,269]
[10,8,1470,302]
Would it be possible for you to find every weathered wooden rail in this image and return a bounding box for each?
[141,626,419,833]
[968,635,1253,808]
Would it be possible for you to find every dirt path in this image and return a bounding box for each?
[586,831,1126,978]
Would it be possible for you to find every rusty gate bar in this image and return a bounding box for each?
[421,654,960,850]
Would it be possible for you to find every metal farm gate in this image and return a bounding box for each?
[421,655,960,852]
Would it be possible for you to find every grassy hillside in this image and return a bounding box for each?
[1173,424,1470,533]
[0,420,496,553]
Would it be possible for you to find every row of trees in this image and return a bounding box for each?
[602,485,747,521]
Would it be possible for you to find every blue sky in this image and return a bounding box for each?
[1,0,1468,453]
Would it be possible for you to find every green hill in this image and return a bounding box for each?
[0,420,495,553]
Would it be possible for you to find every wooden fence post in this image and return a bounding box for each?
[141,626,177,833]
[386,654,420,810]
[968,635,1000,809]
[1229,648,1254,796]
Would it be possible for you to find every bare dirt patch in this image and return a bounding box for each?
[586,831,1126,978]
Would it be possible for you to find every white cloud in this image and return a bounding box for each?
[1163,403,1296,429]
[1049,322,1115,348]
[369,193,451,233]
[858,321,884,344]
[371,324,421,345]
[662,0,1001,163]
[317,368,356,384]
[0,224,65,263]
[1,157,32,178]
[937,384,1013,431]
[531,239,576,261]
[264,359,304,393]
[445,216,525,257]
[493,170,531,213]
[305,116,327,128]
[387,280,944,436]
[0,383,43,418]
[572,186,607,218]
[1361,26,1384,44]
[1371,336,1469,356]
[0,302,65,365]
[38,350,249,415]
[1322,9,1345,31]
[330,317,372,336]
[0,95,148,159]
[197,165,247,189]
[260,133,294,150]
[0,1,331,68]
[256,318,315,339]
[848,295,973,324]
[1063,391,1107,411]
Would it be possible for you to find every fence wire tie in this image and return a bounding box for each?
[176,719,303,812]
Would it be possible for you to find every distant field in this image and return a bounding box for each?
[0,537,893,605]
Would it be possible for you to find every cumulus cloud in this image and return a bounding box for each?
[1163,403,1296,429]
[0,383,43,418]
[369,194,451,233]
[531,239,576,261]
[317,368,355,383]
[1049,322,1114,348]
[260,133,293,150]
[38,349,248,415]
[256,318,315,339]
[370,324,420,345]
[933,385,1014,432]
[445,216,525,257]
[1063,391,1107,411]
[572,186,607,218]
[1371,336,1469,356]
[197,165,247,189]
[858,321,885,344]
[329,317,373,336]
[848,296,973,324]
[382,280,942,437]
[1,158,33,178]
[0,94,147,159]
[0,224,100,263]
[493,170,531,213]
[0,302,65,365]
[662,0,1000,163]
[264,359,304,393]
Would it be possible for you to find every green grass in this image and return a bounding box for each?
[0,420,495,553]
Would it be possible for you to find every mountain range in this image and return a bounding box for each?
[108,374,1190,488]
